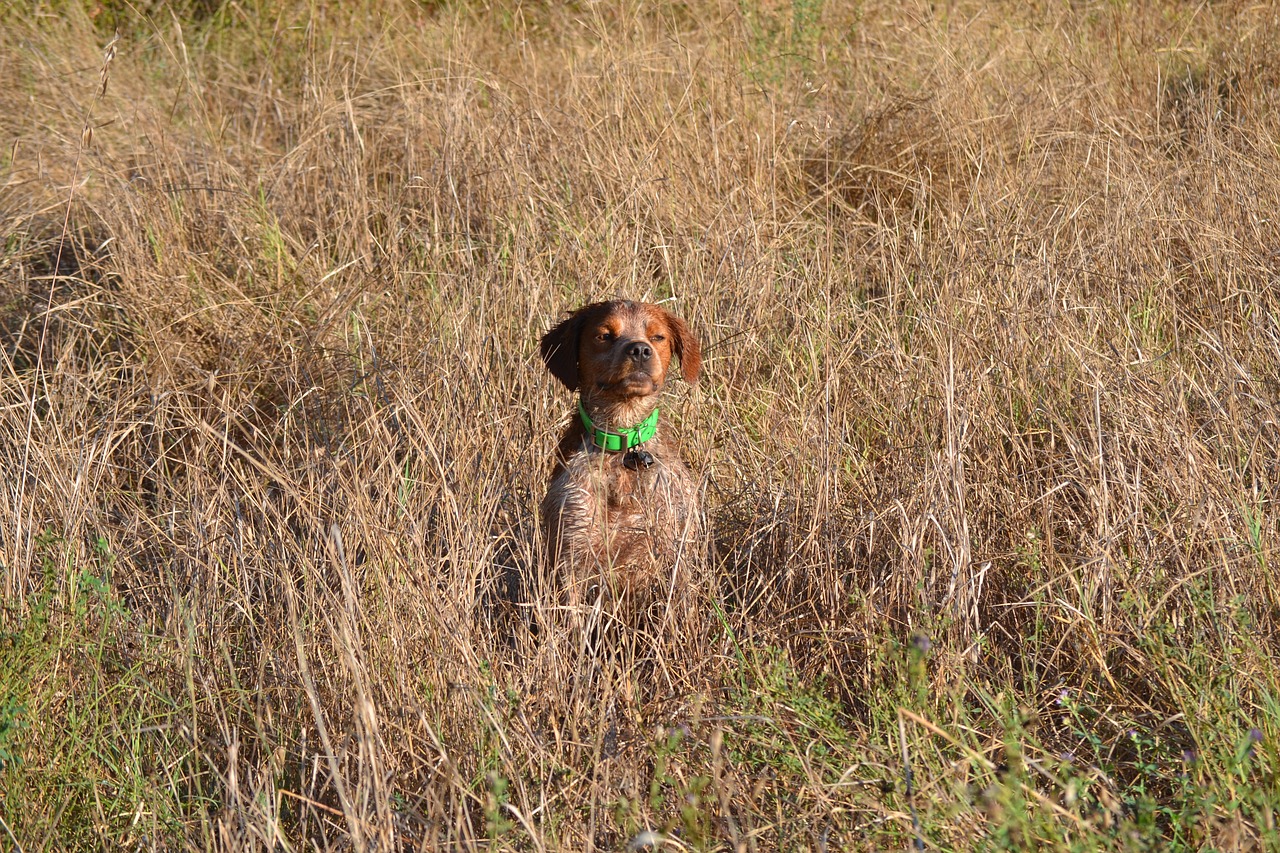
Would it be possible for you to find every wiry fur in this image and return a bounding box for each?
[539,301,703,603]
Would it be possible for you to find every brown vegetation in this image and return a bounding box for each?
[2,1,1279,849]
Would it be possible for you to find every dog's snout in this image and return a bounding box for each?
[625,341,653,362]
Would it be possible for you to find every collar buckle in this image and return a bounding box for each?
[578,399,659,452]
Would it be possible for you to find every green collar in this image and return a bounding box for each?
[578,400,659,452]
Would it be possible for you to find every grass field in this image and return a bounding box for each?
[3,0,1280,849]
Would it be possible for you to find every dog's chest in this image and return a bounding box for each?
[550,441,694,536]
[566,448,678,510]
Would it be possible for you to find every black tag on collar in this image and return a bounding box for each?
[623,448,655,470]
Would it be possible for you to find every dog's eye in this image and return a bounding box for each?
[651,334,666,342]
[597,331,615,343]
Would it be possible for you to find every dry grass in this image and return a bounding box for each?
[2,0,1280,849]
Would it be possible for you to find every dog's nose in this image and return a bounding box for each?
[625,341,653,362]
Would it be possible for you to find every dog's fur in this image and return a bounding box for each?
[539,300,702,601]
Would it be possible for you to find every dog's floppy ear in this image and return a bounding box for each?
[664,310,701,384]
[540,309,586,391]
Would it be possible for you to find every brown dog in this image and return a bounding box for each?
[539,300,702,600]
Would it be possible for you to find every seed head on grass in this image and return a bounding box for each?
[2,1,1280,850]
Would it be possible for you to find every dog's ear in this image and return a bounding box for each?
[540,309,585,391]
[664,310,701,384]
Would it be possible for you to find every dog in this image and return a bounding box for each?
[539,300,702,603]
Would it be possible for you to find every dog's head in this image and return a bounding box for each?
[540,300,700,423]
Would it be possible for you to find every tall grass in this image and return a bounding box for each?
[2,0,1279,849]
